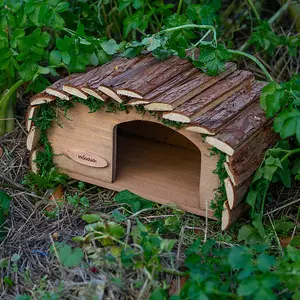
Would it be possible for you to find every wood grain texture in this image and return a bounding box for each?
[143,62,237,111]
[30,93,56,106]
[222,200,249,230]
[127,67,199,106]
[29,150,38,174]
[25,105,39,132]
[206,100,271,155]
[45,73,82,100]
[186,81,266,135]
[163,70,254,123]
[225,127,278,186]
[47,103,220,218]
[224,177,252,209]
[115,55,193,98]
[26,126,40,151]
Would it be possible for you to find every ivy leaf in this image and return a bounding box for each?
[101,39,118,55]
[57,244,83,267]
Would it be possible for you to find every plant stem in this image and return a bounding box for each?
[246,0,261,20]
[281,148,300,162]
[0,79,23,136]
[157,24,273,81]
[268,0,291,24]
[161,267,186,276]
[157,24,217,46]
[177,0,184,15]
[228,49,273,81]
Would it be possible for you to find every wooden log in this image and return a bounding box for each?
[99,55,191,101]
[26,126,40,151]
[224,127,278,186]
[143,63,236,111]
[222,200,249,230]
[163,70,254,123]
[224,177,252,209]
[205,100,271,156]
[98,55,157,102]
[45,73,82,100]
[62,57,131,100]
[186,81,266,135]
[29,150,38,174]
[127,67,199,106]
[25,105,39,132]
[30,93,56,106]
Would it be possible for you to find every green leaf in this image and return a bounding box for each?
[3,276,14,287]
[55,2,70,13]
[198,44,231,76]
[112,209,127,222]
[237,278,259,296]
[252,216,266,237]
[101,39,119,55]
[57,244,83,267]
[228,246,252,270]
[114,190,153,212]
[82,214,102,223]
[107,222,125,238]
[160,239,176,251]
[149,288,168,300]
[257,254,276,272]
[19,61,38,81]
[49,50,62,65]
[142,36,162,51]
[238,225,256,242]
[281,117,298,138]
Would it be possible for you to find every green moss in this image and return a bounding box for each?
[210,148,227,220]
[73,96,105,113]
[30,103,57,176]
[56,99,74,116]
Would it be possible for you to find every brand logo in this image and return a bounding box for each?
[78,154,97,164]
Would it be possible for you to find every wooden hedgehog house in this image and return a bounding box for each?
[26,54,278,229]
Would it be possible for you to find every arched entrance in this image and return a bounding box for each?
[114,120,201,209]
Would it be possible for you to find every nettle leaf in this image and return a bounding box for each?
[101,39,118,55]
[57,244,83,267]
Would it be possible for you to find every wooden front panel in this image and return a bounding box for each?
[47,103,220,217]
